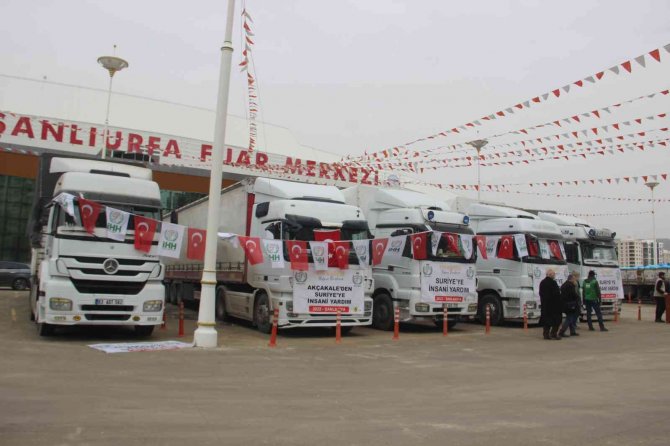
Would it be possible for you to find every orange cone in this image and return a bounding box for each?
[443,304,448,337]
[523,303,528,332]
[637,299,642,321]
[335,310,342,344]
[392,306,400,341]
[485,304,491,335]
[268,307,279,348]
[178,301,185,337]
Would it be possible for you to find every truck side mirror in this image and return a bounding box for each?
[170,210,178,224]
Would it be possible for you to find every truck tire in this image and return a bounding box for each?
[253,293,272,334]
[479,293,504,326]
[37,321,54,337]
[12,278,29,291]
[372,293,394,331]
[134,325,155,337]
[215,286,228,321]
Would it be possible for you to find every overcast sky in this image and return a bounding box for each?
[2,0,670,239]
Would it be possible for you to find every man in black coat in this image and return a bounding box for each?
[558,274,580,337]
[539,269,563,340]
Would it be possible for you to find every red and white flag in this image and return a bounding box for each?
[78,198,102,234]
[238,236,264,265]
[372,238,389,266]
[410,232,428,260]
[445,232,461,254]
[333,241,351,269]
[133,216,158,253]
[474,235,487,259]
[549,240,563,260]
[286,240,309,271]
[314,229,340,267]
[186,228,206,261]
[498,235,515,259]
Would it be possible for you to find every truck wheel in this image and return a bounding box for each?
[12,278,29,291]
[37,321,54,337]
[134,325,155,337]
[479,294,504,326]
[253,293,272,334]
[215,287,228,321]
[372,293,394,331]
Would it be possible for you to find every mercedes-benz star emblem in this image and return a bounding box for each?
[103,258,119,275]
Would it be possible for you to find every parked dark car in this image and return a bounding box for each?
[0,261,31,290]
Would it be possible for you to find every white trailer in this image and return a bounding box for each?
[165,177,374,333]
[342,185,477,330]
[467,203,569,325]
[537,213,623,316]
[28,156,165,337]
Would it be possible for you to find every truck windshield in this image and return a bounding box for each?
[55,204,161,229]
[430,232,473,263]
[581,243,618,266]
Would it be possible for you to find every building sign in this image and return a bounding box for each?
[0,110,386,187]
[292,269,365,314]
[419,261,476,304]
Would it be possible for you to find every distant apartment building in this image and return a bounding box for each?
[616,239,663,267]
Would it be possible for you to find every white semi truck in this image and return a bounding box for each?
[164,177,374,333]
[28,155,165,337]
[342,185,477,330]
[537,213,623,316]
[465,203,569,325]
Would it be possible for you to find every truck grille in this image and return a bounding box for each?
[71,279,145,295]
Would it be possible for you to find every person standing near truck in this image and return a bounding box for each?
[540,269,562,340]
[558,274,580,337]
[583,270,608,332]
[654,271,666,323]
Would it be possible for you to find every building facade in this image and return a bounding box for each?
[616,239,664,267]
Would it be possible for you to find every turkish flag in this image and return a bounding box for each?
[549,241,563,260]
[286,240,309,271]
[314,229,340,267]
[474,235,487,259]
[238,236,264,265]
[133,216,158,253]
[410,232,428,260]
[371,238,389,266]
[186,228,207,261]
[332,241,351,269]
[527,237,539,257]
[445,232,461,254]
[498,235,515,259]
[78,198,102,234]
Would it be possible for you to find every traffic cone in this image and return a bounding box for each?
[613,301,619,324]
[161,306,167,330]
[637,299,642,321]
[268,307,279,348]
[178,301,185,337]
[335,310,342,344]
[392,306,400,341]
[443,304,448,337]
[485,304,491,335]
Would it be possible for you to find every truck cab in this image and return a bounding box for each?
[538,213,623,315]
[29,156,165,337]
[343,185,477,330]
[468,203,569,325]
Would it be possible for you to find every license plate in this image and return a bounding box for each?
[95,298,123,305]
[446,303,459,308]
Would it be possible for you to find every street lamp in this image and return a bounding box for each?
[194,0,236,348]
[97,47,129,159]
[645,181,660,264]
[466,139,488,201]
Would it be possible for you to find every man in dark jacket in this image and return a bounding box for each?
[654,271,666,322]
[558,274,580,337]
[539,269,563,340]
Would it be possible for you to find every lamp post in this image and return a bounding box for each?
[193,0,236,348]
[645,181,660,264]
[97,47,129,159]
[466,139,488,201]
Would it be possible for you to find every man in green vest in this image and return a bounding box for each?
[583,270,608,332]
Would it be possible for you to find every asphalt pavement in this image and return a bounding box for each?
[1,289,669,446]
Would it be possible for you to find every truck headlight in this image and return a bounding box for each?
[364,301,372,312]
[49,298,72,311]
[468,303,478,312]
[143,300,163,312]
[286,301,293,312]
[525,301,537,310]
[415,303,430,312]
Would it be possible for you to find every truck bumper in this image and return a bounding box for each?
[278,297,373,328]
[39,277,165,326]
